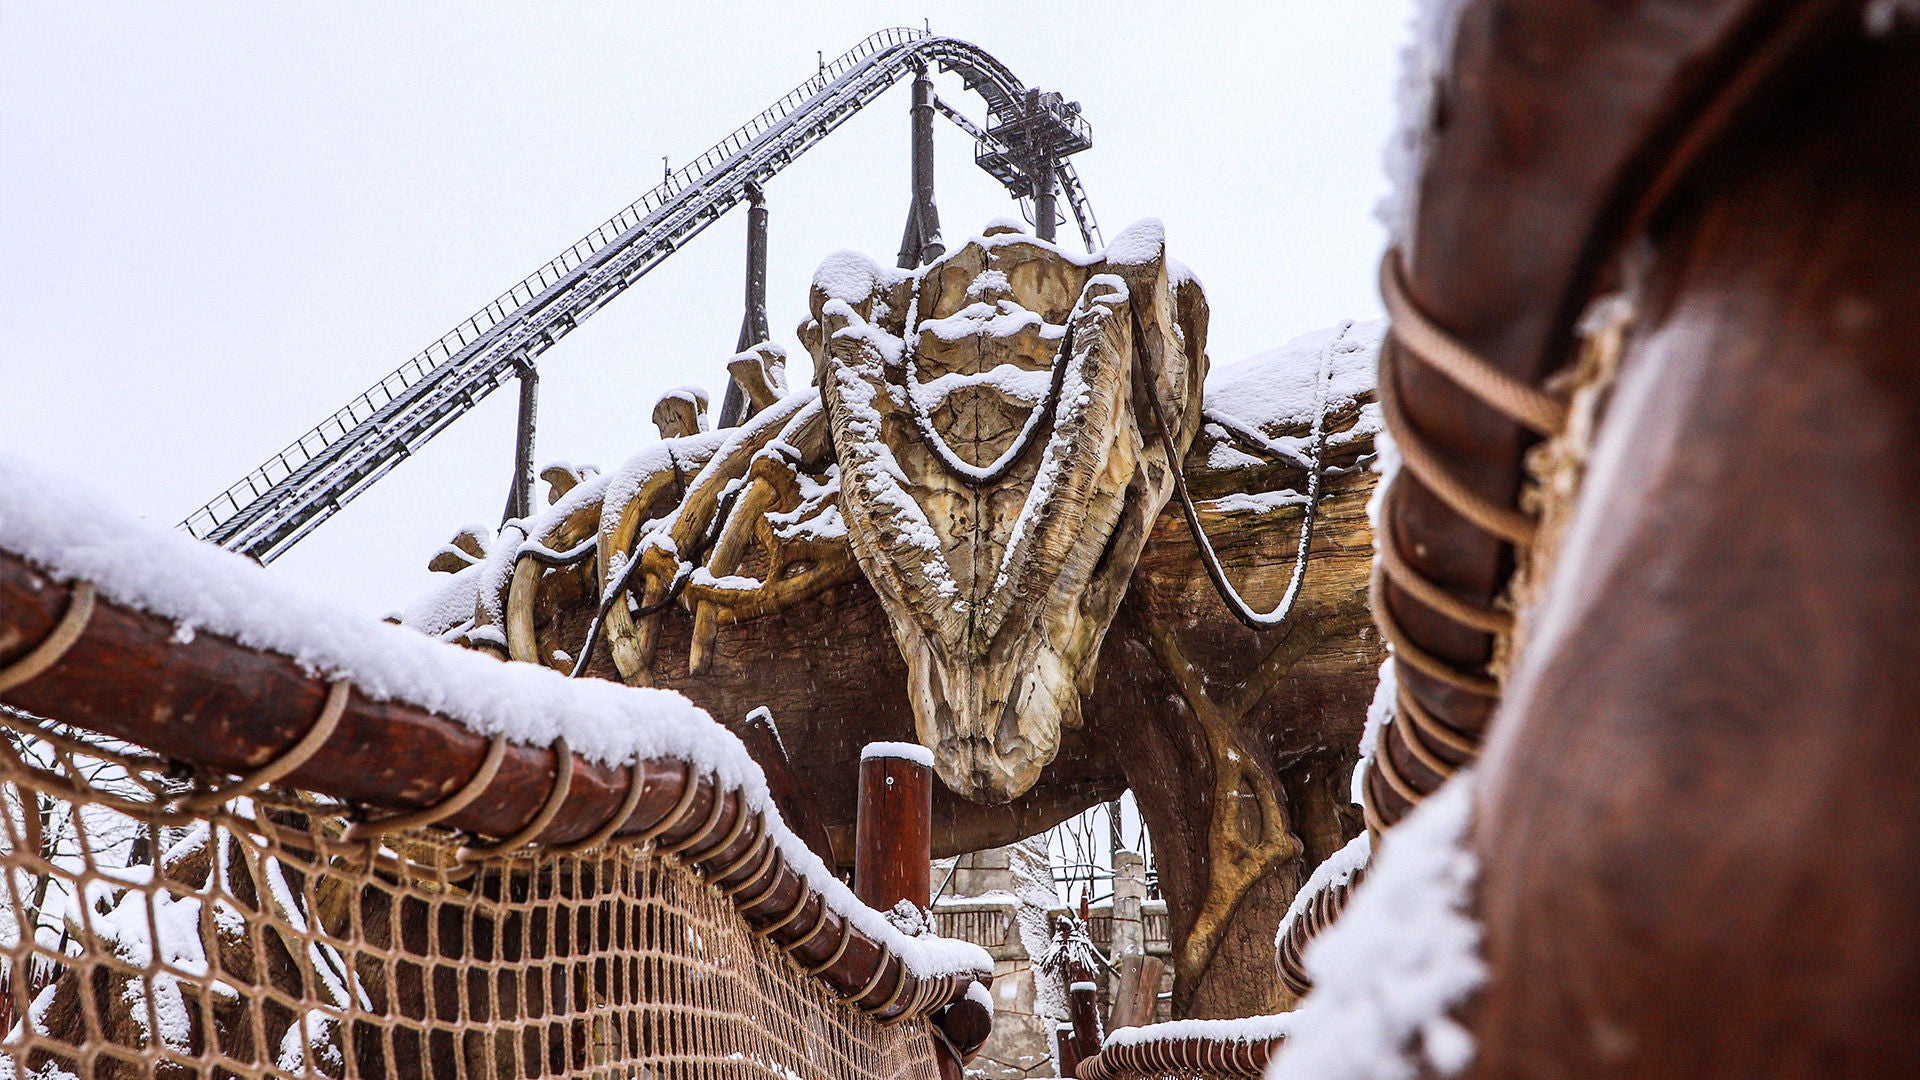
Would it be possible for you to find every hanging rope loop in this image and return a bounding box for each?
[901,277,1077,486]
[1147,314,1348,632]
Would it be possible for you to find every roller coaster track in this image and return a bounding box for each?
[181,28,1100,563]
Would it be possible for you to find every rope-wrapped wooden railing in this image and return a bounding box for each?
[0,546,986,1031]
[1361,250,1558,834]
[1360,2,1856,836]
[1273,860,1367,1000]
[1074,1021,1287,1080]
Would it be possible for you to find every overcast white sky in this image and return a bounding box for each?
[1,2,1412,618]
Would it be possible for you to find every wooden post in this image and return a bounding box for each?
[1068,979,1103,1066]
[1054,1021,1082,1080]
[934,993,994,1060]
[736,707,835,867]
[854,742,932,911]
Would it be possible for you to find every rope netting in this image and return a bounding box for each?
[0,711,944,1080]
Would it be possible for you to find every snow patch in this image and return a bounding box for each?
[913,300,1048,346]
[1102,218,1164,267]
[814,249,910,307]
[861,741,934,767]
[1206,320,1385,433]
[1265,774,1485,1080]
[658,384,709,410]
[1108,1013,1295,1049]
[1357,658,1397,770]
[1204,489,1309,516]
[402,560,485,637]
[1207,441,1268,471]
[965,978,996,1017]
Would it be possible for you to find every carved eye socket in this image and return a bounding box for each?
[782,562,814,579]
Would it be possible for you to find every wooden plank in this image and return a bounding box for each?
[1106,954,1163,1031]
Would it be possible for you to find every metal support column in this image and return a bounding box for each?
[718,182,771,428]
[500,356,538,524]
[1033,160,1058,243]
[896,64,944,270]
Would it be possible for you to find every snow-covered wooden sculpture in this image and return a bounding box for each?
[407,221,1385,1019]
[807,220,1205,802]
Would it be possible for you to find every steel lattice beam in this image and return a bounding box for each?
[180,28,1098,563]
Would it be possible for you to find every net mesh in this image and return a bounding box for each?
[0,710,943,1080]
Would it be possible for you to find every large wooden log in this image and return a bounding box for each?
[0,550,977,1020]
[1467,24,1920,1078]
[1368,0,1856,830]
[1076,1022,1284,1080]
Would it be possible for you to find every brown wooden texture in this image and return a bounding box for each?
[1091,430,1379,1018]
[1107,954,1164,1032]
[0,551,978,1021]
[739,706,836,866]
[1067,982,1103,1064]
[931,1045,964,1080]
[1369,0,1858,829]
[855,749,933,911]
[1464,23,1920,1079]
[1055,1022,1084,1080]
[1274,860,1364,999]
[1075,1031,1280,1080]
[934,996,993,1060]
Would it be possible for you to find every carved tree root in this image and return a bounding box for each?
[1141,607,1369,1014]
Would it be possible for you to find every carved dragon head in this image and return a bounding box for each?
[803,220,1208,802]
